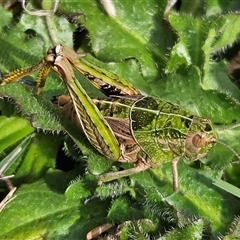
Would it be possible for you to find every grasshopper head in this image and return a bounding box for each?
[185,131,216,161]
[184,116,240,163]
[184,116,216,160]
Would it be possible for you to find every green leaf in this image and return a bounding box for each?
[0,134,33,173]
[223,216,240,240]
[0,169,108,239]
[212,14,240,52]
[19,2,75,47]
[213,179,240,198]
[126,160,240,237]
[0,83,63,130]
[14,133,59,182]
[1,1,240,239]
[59,0,176,83]
[108,196,143,223]
[160,219,204,240]
[0,114,34,153]
[206,0,240,15]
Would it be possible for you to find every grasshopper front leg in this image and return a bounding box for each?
[1,58,51,88]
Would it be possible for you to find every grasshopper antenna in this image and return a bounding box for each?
[215,139,240,161]
[214,123,240,161]
[216,123,240,132]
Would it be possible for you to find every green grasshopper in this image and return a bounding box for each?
[53,94,217,192]
[1,44,238,192]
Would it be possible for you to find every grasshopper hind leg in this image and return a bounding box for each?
[99,156,181,193]
[98,159,152,185]
[172,157,180,192]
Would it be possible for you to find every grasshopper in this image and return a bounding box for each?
[1,44,238,192]
[53,94,217,192]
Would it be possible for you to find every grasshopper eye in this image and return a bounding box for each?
[192,133,208,148]
[47,46,56,55]
[45,54,55,63]
[185,132,206,155]
[55,45,63,54]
